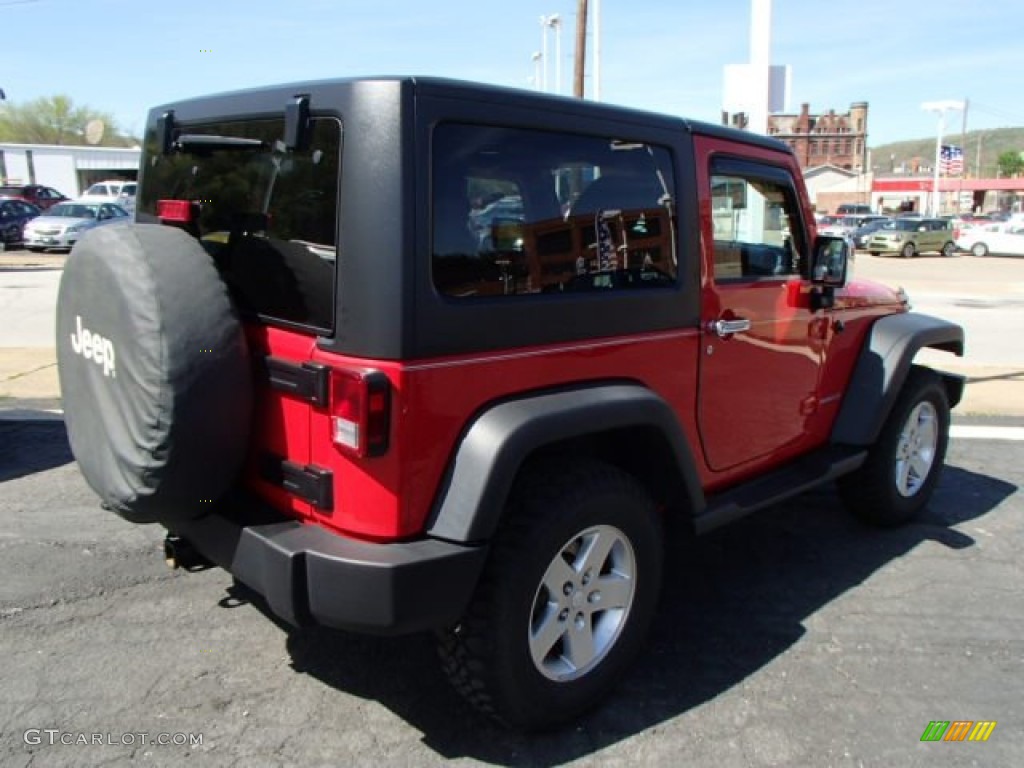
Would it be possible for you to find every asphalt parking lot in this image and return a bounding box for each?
[1,248,1022,766]
[1,420,1021,767]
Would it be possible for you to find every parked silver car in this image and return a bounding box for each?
[23,201,130,252]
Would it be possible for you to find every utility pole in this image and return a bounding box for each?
[573,0,588,99]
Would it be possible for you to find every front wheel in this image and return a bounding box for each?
[901,242,916,259]
[838,367,950,526]
[438,460,663,730]
[971,242,989,257]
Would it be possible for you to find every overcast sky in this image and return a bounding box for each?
[3,0,1020,148]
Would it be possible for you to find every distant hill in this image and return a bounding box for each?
[870,126,1024,177]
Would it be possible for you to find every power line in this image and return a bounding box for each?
[969,101,1024,125]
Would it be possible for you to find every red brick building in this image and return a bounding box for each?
[767,102,869,172]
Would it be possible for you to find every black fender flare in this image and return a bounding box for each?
[426,384,705,543]
[831,312,965,446]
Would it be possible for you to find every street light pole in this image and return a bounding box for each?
[546,14,562,95]
[593,0,601,101]
[922,100,965,217]
[540,16,549,92]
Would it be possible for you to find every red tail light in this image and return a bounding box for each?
[157,199,195,223]
[330,369,391,458]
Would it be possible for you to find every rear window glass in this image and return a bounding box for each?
[139,117,341,333]
[431,123,677,299]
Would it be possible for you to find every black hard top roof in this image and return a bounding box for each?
[151,75,792,156]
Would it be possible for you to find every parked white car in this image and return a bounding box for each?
[80,180,136,205]
[956,222,1024,258]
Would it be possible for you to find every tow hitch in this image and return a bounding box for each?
[164,534,212,571]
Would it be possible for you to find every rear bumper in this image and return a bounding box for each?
[173,501,488,635]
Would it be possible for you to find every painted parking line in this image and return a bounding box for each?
[951,425,1024,441]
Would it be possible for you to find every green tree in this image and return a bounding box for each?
[0,94,137,146]
[996,150,1024,177]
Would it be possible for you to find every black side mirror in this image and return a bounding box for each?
[812,235,850,288]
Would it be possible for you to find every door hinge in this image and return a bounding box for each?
[261,455,334,510]
[262,357,330,407]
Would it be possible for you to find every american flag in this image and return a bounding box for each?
[940,144,964,175]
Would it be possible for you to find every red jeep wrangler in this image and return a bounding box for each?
[56,77,965,730]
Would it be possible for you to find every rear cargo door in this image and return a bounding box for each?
[138,113,343,519]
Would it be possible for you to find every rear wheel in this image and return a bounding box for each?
[438,459,663,730]
[838,367,950,527]
[869,251,880,257]
[901,242,916,259]
[941,241,956,258]
[971,242,989,257]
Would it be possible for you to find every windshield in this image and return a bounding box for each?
[891,220,920,231]
[48,203,98,218]
[139,116,342,332]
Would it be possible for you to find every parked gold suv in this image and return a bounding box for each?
[867,218,956,258]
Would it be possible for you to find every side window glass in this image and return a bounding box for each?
[432,123,677,298]
[710,168,804,281]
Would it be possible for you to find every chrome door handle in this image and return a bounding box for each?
[712,318,751,337]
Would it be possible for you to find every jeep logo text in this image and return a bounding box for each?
[70,315,116,378]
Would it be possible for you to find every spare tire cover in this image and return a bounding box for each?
[56,223,253,524]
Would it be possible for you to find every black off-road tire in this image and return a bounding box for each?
[438,459,664,730]
[838,367,950,527]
